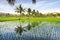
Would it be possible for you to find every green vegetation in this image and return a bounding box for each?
[1,0,60,39]
[0,17,18,22]
[0,4,60,23]
[14,4,60,18]
[1,0,59,23]
[20,17,60,23]
[0,17,60,23]
[0,4,60,18]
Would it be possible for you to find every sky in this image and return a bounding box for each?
[0,0,60,14]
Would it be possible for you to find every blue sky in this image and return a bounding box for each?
[0,0,60,14]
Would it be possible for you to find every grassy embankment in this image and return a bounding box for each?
[0,17,60,23]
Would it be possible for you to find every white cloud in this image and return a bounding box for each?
[21,1,60,13]
[0,3,16,14]
[0,0,60,14]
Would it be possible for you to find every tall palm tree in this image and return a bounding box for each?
[15,4,25,19]
[27,8,31,15]
[15,5,24,15]
[32,9,36,16]
[7,0,36,5]
[32,9,35,14]
[35,10,41,17]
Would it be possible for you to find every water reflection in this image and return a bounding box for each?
[15,25,25,35]
[0,21,60,40]
[15,22,39,35]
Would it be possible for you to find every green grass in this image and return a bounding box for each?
[0,17,19,22]
[0,17,60,23]
[20,17,60,23]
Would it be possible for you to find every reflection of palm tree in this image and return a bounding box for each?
[15,25,25,35]
[27,23,31,30]
[7,0,36,5]
[31,22,39,27]
[26,22,39,30]
[15,23,31,35]
[15,22,39,35]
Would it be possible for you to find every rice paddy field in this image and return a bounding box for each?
[0,17,60,40]
[0,17,18,22]
[0,17,60,23]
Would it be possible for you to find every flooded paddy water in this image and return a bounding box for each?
[0,21,60,40]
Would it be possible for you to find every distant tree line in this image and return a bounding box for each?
[0,12,18,17]
[0,4,60,18]
[15,4,60,18]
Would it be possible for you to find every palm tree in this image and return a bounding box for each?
[15,5,24,16]
[35,10,40,17]
[15,4,25,20]
[27,8,31,15]
[32,9,36,17]
[7,0,36,5]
